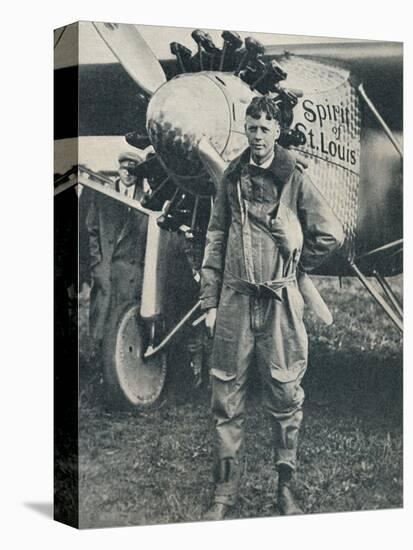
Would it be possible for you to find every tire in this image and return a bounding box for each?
[102,303,167,411]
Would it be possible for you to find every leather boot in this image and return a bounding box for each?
[203,502,231,521]
[277,465,303,515]
[204,458,238,520]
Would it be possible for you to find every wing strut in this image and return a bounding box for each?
[349,261,403,333]
[373,269,403,319]
[358,84,403,159]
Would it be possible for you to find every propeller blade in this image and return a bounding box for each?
[297,271,333,326]
[93,22,166,95]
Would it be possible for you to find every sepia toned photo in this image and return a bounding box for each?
[54,21,403,529]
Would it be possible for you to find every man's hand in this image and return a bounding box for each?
[205,307,217,338]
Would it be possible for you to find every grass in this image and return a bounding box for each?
[78,275,402,528]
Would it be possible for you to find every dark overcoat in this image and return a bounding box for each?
[86,179,148,344]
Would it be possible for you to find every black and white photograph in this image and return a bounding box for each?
[53,20,404,529]
[4,3,411,547]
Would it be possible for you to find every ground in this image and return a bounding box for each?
[78,275,402,529]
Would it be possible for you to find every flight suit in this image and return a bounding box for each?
[200,144,344,505]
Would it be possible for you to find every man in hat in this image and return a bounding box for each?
[86,151,148,367]
[201,96,344,519]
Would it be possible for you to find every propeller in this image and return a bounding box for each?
[93,22,167,95]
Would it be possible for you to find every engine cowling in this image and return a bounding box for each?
[146,71,256,196]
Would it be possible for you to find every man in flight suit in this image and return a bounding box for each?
[201,96,344,519]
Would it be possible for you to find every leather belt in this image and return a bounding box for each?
[223,271,296,302]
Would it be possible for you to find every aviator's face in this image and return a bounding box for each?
[245,114,280,164]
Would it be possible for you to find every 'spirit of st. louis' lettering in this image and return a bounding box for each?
[320,132,357,165]
[303,98,351,129]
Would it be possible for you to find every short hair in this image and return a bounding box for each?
[246,96,282,123]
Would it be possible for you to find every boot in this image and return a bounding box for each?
[277,465,303,515]
[204,458,238,520]
[203,502,231,521]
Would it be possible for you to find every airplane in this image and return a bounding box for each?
[54,22,403,410]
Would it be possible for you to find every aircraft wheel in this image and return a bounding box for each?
[103,303,167,410]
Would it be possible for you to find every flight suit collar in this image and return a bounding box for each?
[225,144,297,186]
